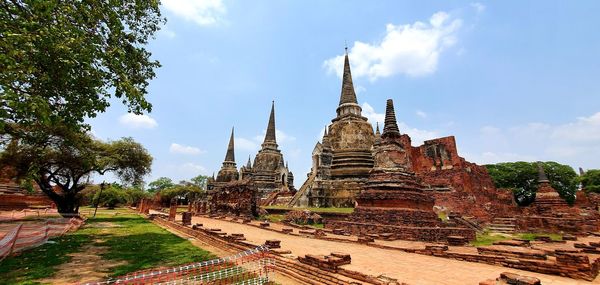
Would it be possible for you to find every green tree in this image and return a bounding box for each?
[0,127,152,216]
[191,174,209,190]
[95,186,126,209]
[485,161,578,205]
[0,1,163,132]
[579,169,600,193]
[157,185,203,206]
[148,177,175,193]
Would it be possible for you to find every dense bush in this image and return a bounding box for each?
[156,184,204,206]
[81,184,149,208]
[579,169,600,193]
[95,187,126,209]
[485,161,577,205]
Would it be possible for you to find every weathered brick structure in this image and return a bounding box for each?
[289,51,509,221]
[291,50,375,207]
[325,100,475,242]
[207,103,295,208]
[0,167,55,210]
[516,163,599,234]
[208,179,258,217]
[247,102,295,201]
[207,127,240,191]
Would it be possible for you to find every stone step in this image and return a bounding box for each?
[488,227,516,233]
[493,218,516,222]
[488,224,516,228]
[488,224,516,229]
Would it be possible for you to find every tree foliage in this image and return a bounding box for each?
[147,177,174,193]
[579,169,600,193]
[156,184,204,206]
[191,174,209,190]
[0,126,152,215]
[485,161,578,205]
[0,0,163,131]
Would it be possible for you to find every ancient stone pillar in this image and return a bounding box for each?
[143,199,150,214]
[168,200,177,222]
[182,212,192,226]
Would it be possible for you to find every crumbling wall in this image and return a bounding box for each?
[208,179,258,217]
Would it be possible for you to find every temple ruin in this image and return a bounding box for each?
[289,51,503,222]
[515,162,600,234]
[290,50,376,207]
[206,102,295,214]
[325,99,475,241]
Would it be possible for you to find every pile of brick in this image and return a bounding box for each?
[297,252,351,272]
[477,245,547,260]
[181,212,192,226]
[480,272,541,285]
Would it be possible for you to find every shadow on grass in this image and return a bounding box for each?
[0,232,91,285]
[0,210,216,284]
[99,232,215,276]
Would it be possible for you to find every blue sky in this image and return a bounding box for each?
[89,1,600,187]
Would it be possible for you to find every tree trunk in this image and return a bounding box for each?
[35,178,80,218]
[56,196,79,217]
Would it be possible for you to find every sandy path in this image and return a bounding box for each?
[189,215,600,285]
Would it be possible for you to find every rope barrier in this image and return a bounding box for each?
[0,217,84,262]
[82,245,274,285]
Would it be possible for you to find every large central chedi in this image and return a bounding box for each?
[326,99,475,242]
[290,51,375,207]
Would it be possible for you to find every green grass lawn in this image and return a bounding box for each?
[262,205,354,214]
[0,208,215,285]
[470,231,513,246]
[471,231,564,247]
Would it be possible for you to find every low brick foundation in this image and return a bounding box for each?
[326,220,475,242]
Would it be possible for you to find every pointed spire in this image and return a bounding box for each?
[537,162,549,183]
[322,126,328,140]
[263,101,277,143]
[338,51,358,106]
[382,99,400,137]
[375,122,381,136]
[246,155,252,168]
[286,161,289,169]
[224,127,235,162]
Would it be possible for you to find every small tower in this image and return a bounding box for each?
[534,161,568,211]
[215,127,239,183]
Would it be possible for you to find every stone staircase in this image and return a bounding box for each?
[288,172,316,207]
[487,217,517,234]
[450,215,484,232]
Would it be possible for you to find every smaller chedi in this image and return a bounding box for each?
[249,101,296,202]
[325,99,475,242]
[206,101,295,215]
[515,162,599,234]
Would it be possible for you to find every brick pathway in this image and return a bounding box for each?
[189,215,600,285]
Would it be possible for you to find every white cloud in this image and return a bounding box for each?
[118,113,158,129]
[397,122,438,145]
[236,137,260,151]
[159,26,176,39]
[180,163,208,175]
[470,2,486,13]
[466,112,600,168]
[416,110,428,118]
[361,102,385,126]
[324,11,462,81]
[169,143,205,155]
[162,0,226,26]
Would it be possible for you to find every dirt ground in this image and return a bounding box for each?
[39,222,126,285]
